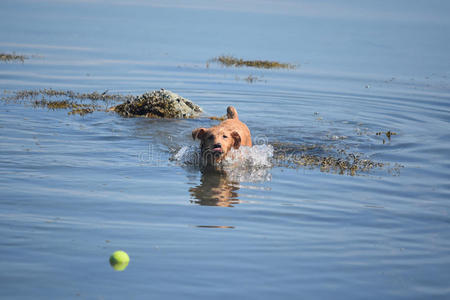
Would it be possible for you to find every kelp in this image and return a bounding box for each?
[271,142,397,176]
[208,56,296,69]
[33,99,98,115]
[0,53,28,62]
[9,88,133,102]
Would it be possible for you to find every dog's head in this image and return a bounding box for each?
[192,126,241,164]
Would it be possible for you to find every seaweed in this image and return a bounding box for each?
[32,99,99,115]
[271,142,389,176]
[208,116,227,121]
[376,131,397,140]
[208,56,296,69]
[0,53,28,63]
[9,88,133,102]
[376,131,397,144]
[1,88,134,116]
[68,108,95,116]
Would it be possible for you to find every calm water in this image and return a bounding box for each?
[1,1,450,299]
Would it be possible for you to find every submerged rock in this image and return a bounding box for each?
[112,89,202,118]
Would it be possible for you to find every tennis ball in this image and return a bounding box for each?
[109,250,130,271]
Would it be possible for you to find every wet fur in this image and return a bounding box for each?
[192,106,252,167]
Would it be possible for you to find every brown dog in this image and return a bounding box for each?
[192,106,252,167]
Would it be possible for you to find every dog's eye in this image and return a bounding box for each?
[208,135,214,140]
[223,135,228,139]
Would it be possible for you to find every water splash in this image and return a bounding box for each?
[172,144,274,183]
[172,144,202,166]
[223,144,273,168]
[172,144,273,168]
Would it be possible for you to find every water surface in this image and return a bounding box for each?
[1,1,450,299]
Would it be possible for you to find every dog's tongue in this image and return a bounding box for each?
[212,147,222,152]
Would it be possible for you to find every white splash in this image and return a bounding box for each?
[173,144,273,167]
[172,144,201,165]
[172,144,274,183]
[222,144,273,168]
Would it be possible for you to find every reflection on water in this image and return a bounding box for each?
[189,165,272,207]
[189,168,240,207]
[195,225,235,229]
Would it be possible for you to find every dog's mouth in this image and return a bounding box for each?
[209,144,224,156]
[212,147,223,153]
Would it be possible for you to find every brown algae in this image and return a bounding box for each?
[376,131,397,144]
[0,53,28,63]
[33,99,98,115]
[68,108,95,116]
[208,56,296,69]
[9,88,133,102]
[376,131,397,140]
[3,88,136,115]
[208,116,227,121]
[272,142,386,176]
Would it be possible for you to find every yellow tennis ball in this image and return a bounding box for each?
[109,250,130,271]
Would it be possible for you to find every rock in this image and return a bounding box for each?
[112,89,202,118]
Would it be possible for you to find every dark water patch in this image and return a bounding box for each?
[195,225,235,229]
[243,75,261,83]
[208,56,296,69]
[233,74,266,84]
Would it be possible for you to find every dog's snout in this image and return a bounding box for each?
[213,143,222,148]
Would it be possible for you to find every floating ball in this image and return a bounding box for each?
[109,250,130,271]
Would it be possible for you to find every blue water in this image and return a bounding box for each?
[1,1,450,299]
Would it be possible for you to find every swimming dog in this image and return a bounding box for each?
[192,106,252,167]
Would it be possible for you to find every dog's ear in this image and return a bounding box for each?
[231,131,241,149]
[192,128,207,140]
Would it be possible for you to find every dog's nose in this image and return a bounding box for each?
[213,143,222,148]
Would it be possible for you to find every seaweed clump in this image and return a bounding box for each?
[272,142,385,176]
[0,53,28,63]
[10,88,133,102]
[376,131,397,144]
[112,89,202,118]
[208,116,227,121]
[33,99,98,115]
[208,56,296,69]
[2,88,134,116]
